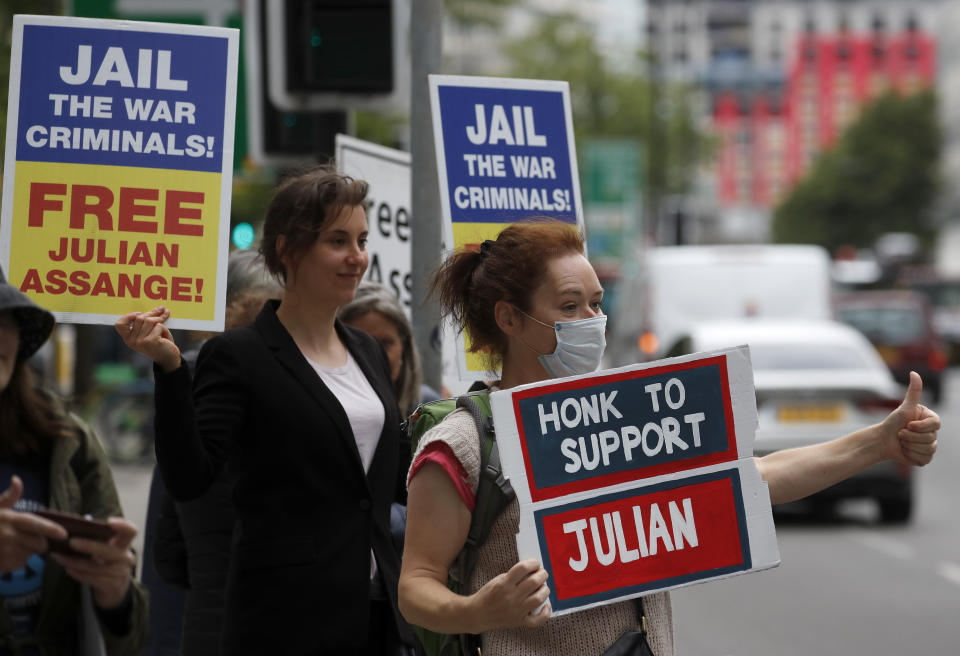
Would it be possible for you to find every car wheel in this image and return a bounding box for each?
[878,497,912,524]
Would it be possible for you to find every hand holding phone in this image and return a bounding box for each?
[33,510,116,557]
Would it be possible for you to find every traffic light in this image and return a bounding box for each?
[262,0,409,113]
[283,0,393,93]
[245,0,351,164]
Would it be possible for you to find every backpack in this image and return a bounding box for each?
[406,391,516,656]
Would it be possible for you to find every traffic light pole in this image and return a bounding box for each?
[410,0,443,393]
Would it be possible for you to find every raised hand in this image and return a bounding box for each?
[880,371,940,467]
[114,306,181,372]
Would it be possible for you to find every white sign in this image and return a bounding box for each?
[490,346,780,616]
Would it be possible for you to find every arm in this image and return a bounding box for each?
[116,308,245,501]
[398,463,551,634]
[757,371,939,505]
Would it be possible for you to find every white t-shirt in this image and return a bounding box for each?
[308,351,385,473]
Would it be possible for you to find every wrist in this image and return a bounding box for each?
[461,590,494,634]
[158,354,181,373]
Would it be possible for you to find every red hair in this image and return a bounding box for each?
[430,220,584,367]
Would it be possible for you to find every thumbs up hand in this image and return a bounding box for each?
[0,476,68,573]
[880,371,940,467]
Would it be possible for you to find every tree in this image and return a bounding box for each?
[0,0,61,168]
[772,90,941,252]
[502,13,709,213]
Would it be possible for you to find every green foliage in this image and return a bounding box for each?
[446,0,518,28]
[0,0,61,166]
[503,13,709,204]
[772,90,941,251]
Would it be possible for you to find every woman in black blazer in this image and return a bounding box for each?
[117,167,414,655]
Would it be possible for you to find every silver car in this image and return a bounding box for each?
[670,319,912,523]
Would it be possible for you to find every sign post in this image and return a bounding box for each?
[0,15,238,330]
[490,346,780,615]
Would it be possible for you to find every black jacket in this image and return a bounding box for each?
[153,300,413,653]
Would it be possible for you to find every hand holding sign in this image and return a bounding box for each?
[880,371,940,466]
[114,306,181,372]
[469,558,552,631]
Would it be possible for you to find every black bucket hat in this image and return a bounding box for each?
[0,277,55,362]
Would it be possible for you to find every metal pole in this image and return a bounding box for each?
[410,0,443,392]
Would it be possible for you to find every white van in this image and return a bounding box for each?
[608,244,833,366]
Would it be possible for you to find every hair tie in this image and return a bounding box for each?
[479,239,494,258]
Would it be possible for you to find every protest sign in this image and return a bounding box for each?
[490,346,780,615]
[0,15,238,330]
[336,134,413,310]
[429,74,583,380]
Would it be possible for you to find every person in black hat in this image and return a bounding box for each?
[0,280,148,655]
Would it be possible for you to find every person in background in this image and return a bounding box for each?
[0,280,147,655]
[398,220,940,656]
[338,281,440,558]
[338,281,440,417]
[138,249,283,656]
[117,165,414,655]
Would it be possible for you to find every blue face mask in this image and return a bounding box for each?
[518,310,608,378]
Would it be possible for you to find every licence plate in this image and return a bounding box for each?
[777,404,845,423]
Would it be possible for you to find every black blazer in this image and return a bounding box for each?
[154,300,413,653]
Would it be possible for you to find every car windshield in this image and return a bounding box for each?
[749,342,875,371]
[836,306,924,345]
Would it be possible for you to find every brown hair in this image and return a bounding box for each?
[0,362,74,457]
[260,164,368,283]
[430,220,584,368]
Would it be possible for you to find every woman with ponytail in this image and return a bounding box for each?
[398,219,940,655]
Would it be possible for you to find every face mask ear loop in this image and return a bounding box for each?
[514,306,555,331]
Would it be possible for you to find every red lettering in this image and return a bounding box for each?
[45,270,68,295]
[128,242,153,266]
[155,243,178,267]
[117,273,141,298]
[96,239,116,264]
[90,272,116,297]
[164,190,204,237]
[170,277,192,301]
[118,188,159,233]
[144,275,167,300]
[48,238,68,262]
[68,270,91,296]
[19,269,42,293]
[69,185,113,230]
[28,183,66,228]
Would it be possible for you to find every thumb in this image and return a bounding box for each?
[899,371,923,412]
[0,475,23,510]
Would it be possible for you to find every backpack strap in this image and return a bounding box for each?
[454,394,515,656]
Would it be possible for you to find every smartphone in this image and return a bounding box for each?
[34,509,116,557]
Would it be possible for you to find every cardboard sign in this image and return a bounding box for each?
[490,347,780,615]
[0,16,239,330]
[429,75,584,380]
[336,135,413,311]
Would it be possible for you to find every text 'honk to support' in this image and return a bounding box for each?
[535,382,710,474]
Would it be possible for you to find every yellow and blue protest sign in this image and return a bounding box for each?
[429,75,584,379]
[0,15,239,330]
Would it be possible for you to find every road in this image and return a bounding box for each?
[672,370,960,655]
[111,370,960,653]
